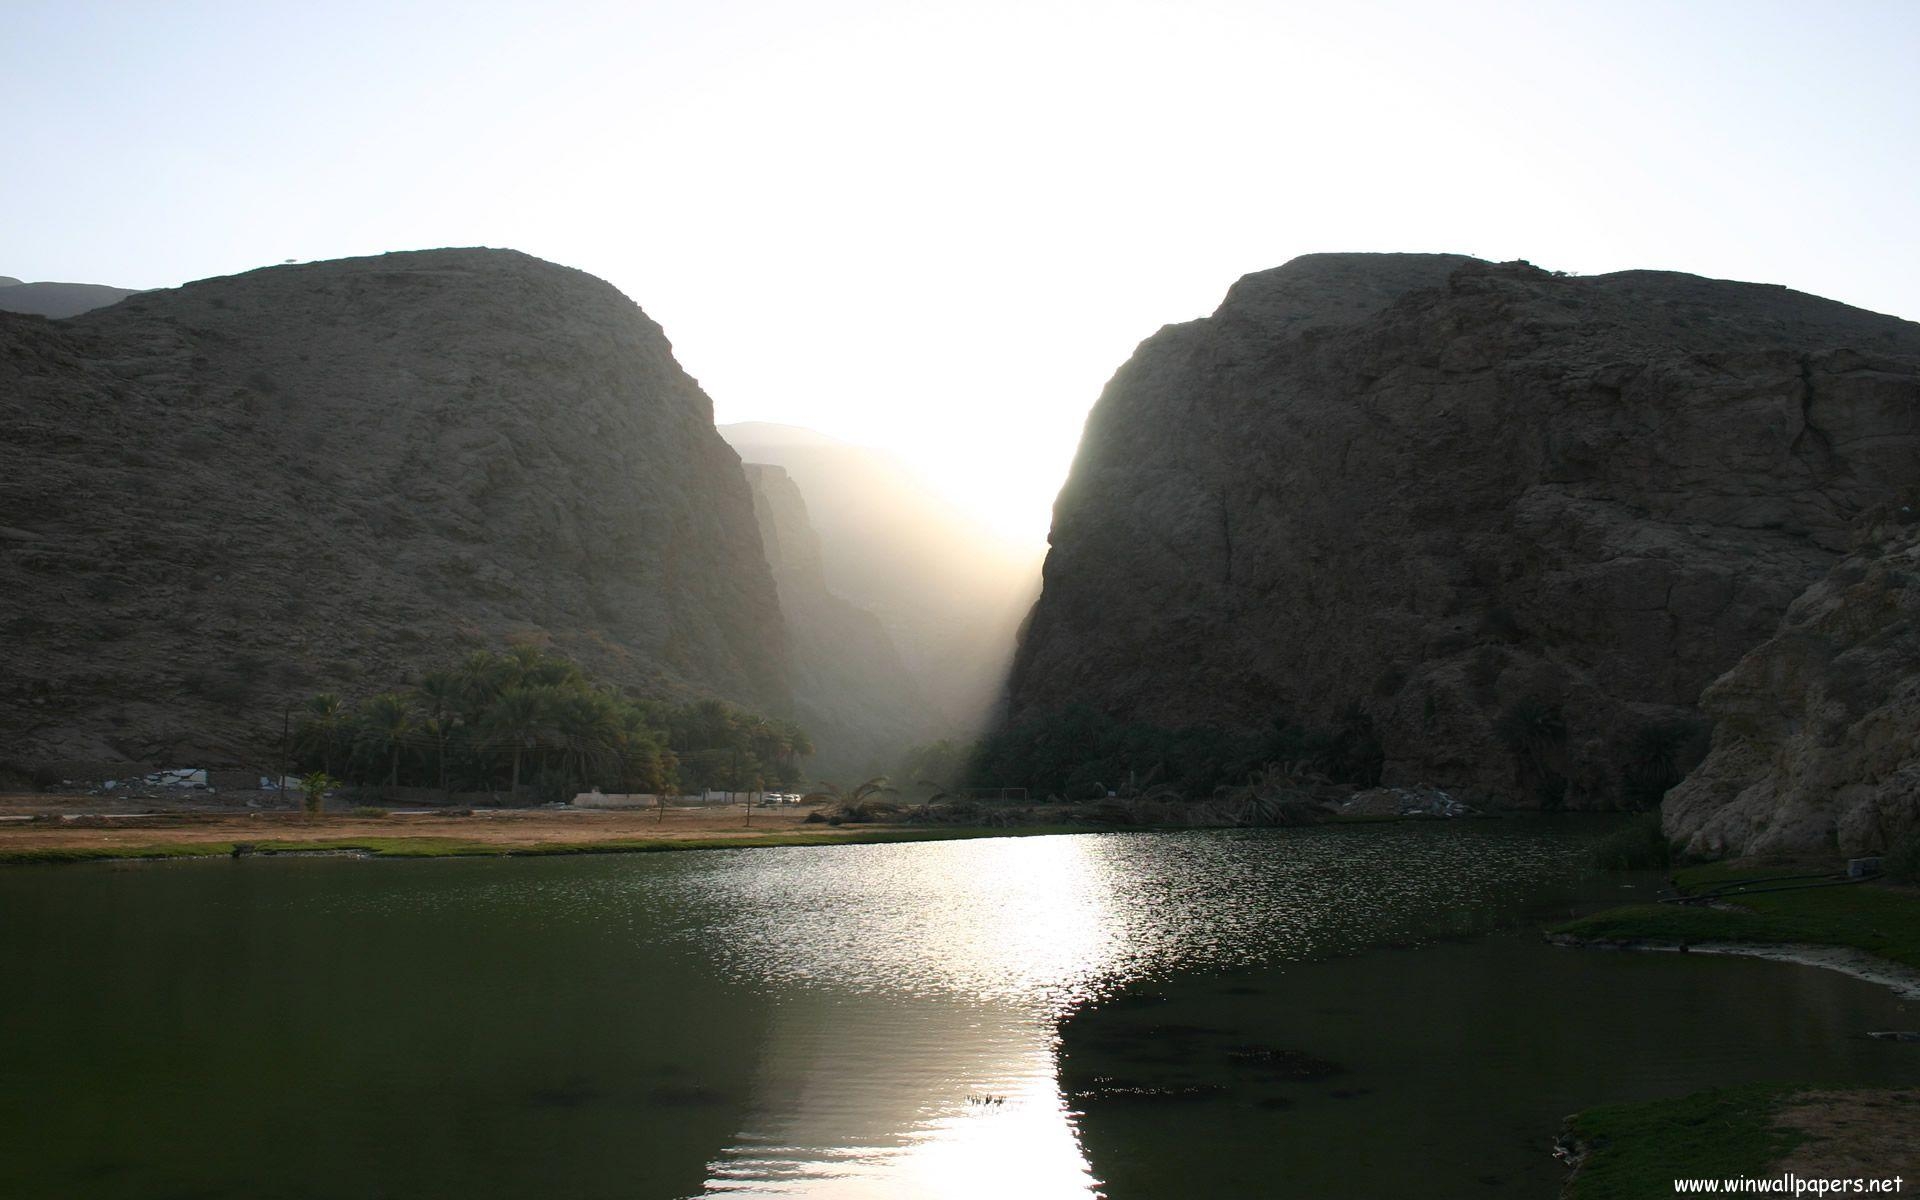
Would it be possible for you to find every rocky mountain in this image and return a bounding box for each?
[720,423,1041,735]
[1,248,788,766]
[1007,253,1920,808]
[742,464,938,775]
[1665,506,1920,857]
[0,278,139,319]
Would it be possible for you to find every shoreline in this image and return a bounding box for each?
[0,798,1521,867]
[1549,869,1920,1193]
[1546,932,1920,1002]
[0,820,1101,867]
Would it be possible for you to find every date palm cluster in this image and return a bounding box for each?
[291,646,811,801]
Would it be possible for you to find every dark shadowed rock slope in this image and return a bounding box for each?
[742,463,938,776]
[1007,254,1920,807]
[0,248,788,764]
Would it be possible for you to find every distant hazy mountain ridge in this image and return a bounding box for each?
[742,463,939,774]
[720,423,1041,737]
[0,277,139,318]
[1,248,789,763]
[1008,253,1920,839]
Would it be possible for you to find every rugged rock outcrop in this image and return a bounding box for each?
[1,248,789,764]
[742,463,937,775]
[1008,254,1920,806]
[1665,507,1920,856]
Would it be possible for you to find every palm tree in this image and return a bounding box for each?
[1495,696,1569,805]
[506,643,545,682]
[483,686,550,799]
[503,644,582,691]
[359,692,414,787]
[418,715,458,794]
[611,705,666,814]
[296,693,348,777]
[414,670,463,793]
[552,688,622,791]
[1236,762,1325,826]
[801,776,899,823]
[457,650,511,722]
[909,776,973,821]
[781,721,815,764]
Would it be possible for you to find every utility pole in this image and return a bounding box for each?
[279,704,291,800]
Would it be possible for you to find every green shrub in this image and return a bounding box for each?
[1886,827,1920,884]
[1496,695,1569,809]
[1619,719,1706,808]
[300,772,335,814]
[1588,811,1673,871]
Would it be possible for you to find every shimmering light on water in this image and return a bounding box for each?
[642,825,1589,1013]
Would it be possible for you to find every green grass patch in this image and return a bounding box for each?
[1563,1084,1806,1199]
[0,841,248,865]
[1551,864,1920,970]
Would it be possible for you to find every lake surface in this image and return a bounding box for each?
[1,822,1915,1198]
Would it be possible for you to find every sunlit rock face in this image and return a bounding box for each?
[0,248,789,762]
[1665,510,1920,857]
[742,463,937,775]
[1008,253,1920,807]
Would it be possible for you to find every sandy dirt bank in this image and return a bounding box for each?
[0,793,894,859]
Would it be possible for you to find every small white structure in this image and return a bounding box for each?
[571,791,661,810]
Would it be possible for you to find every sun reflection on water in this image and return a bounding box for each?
[683,836,1123,1197]
[613,825,1584,1198]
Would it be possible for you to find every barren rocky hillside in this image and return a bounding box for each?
[0,248,788,766]
[1007,253,1920,808]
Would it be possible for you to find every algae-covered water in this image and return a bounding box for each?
[1,822,1914,1198]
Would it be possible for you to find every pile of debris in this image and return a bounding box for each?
[1338,786,1473,819]
[92,768,210,794]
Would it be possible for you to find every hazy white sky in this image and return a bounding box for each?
[6,0,1917,547]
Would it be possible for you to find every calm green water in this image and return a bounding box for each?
[0,822,1914,1198]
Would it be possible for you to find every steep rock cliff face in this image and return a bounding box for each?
[1,248,789,763]
[742,464,937,775]
[1665,509,1920,856]
[1008,254,1920,806]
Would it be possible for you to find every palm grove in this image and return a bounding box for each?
[292,647,813,802]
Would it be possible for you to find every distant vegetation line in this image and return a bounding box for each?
[291,646,812,802]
